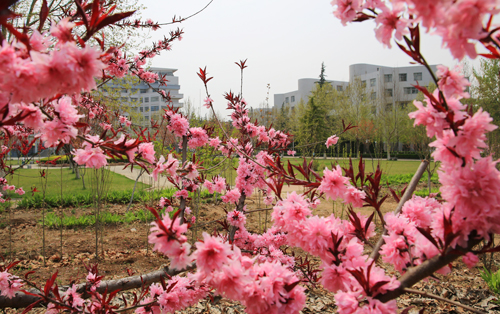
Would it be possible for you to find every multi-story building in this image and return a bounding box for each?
[349,63,438,113]
[273,63,437,111]
[103,67,183,126]
[274,78,349,110]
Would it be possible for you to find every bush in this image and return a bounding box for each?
[481,267,500,296]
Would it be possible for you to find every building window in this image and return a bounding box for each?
[371,92,377,100]
[145,106,150,112]
[370,78,376,87]
[399,73,407,81]
[151,96,159,102]
[404,87,419,94]
[337,85,343,91]
[361,80,367,88]
[385,88,393,97]
[384,74,392,83]
[413,72,422,81]
[145,116,149,121]
[131,88,138,94]
[140,107,143,112]
[291,96,295,102]
[385,103,393,112]
[120,97,128,102]
[144,97,149,103]
[161,106,167,110]
[140,89,148,94]
[121,88,128,93]
[130,98,138,104]
[371,106,377,115]
[285,97,289,103]
[151,106,159,112]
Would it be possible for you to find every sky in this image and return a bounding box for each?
[137,0,464,118]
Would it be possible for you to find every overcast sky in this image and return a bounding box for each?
[138,0,466,118]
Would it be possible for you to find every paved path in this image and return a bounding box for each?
[18,163,173,190]
[107,165,173,190]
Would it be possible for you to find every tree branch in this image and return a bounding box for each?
[376,237,481,303]
[0,264,194,309]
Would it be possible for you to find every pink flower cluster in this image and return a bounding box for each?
[331,0,500,60]
[318,166,365,207]
[270,192,398,312]
[192,232,306,314]
[137,278,208,314]
[409,66,500,246]
[187,127,209,149]
[0,22,104,106]
[166,112,189,137]
[203,176,226,194]
[380,196,447,274]
[0,271,23,298]
[151,154,179,181]
[148,214,192,269]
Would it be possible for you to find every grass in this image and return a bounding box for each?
[41,209,161,228]
[4,168,149,199]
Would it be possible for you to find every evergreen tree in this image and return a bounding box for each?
[317,62,327,87]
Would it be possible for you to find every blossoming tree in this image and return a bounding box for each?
[1,0,500,313]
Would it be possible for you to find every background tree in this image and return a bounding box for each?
[472,58,500,158]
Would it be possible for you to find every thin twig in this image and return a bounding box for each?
[403,288,486,314]
[370,160,429,262]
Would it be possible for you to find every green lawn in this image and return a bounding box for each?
[282,157,438,177]
[3,168,149,199]
[205,156,438,185]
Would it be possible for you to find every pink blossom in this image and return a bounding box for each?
[159,197,168,208]
[227,210,247,229]
[221,188,241,204]
[326,135,339,148]
[74,146,108,169]
[331,0,363,26]
[138,142,155,164]
[214,177,226,193]
[204,180,215,193]
[462,252,479,268]
[194,233,232,273]
[319,166,349,200]
[188,127,209,148]
[15,188,25,196]
[437,65,470,98]
[408,99,448,138]
[287,150,296,156]
[168,113,189,137]
[343,186,365,208]
[203,97,213,109]
[209,137,221,148]
[50,18,75,43]
[374,4,409,48]
[165,154,179,176]
[334,290,360,314]
[0,271,23,298]
[174,189,189,199]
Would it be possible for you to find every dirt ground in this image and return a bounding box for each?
[0,183,499,313]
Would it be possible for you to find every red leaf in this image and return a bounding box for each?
[94,11,135,35]
[38,0,48,32]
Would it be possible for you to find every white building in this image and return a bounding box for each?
[103,67,183,126]
[349,63,438,112]
[273,63,437,111]
[274,78,349,110]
